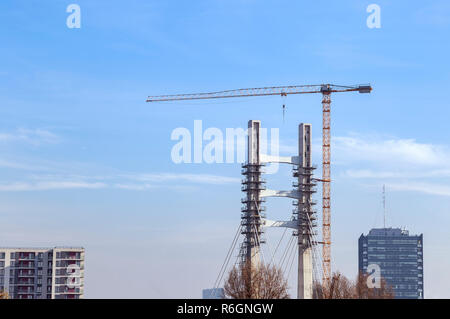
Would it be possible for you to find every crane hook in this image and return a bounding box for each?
[281,92,287,123]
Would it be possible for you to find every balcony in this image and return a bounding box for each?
[55,286,83,294]
[16,280,34,285]
[17,271,35,277]
[57,256,82,261]
[55,260,83,268]
[55,268,84,276]
[16,288,34,293]
[16,262,35,269]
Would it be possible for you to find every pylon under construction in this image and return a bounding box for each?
[239,120,317,299]
[240,120,265,268]
[294,123,317,298]
[147,83,372,286]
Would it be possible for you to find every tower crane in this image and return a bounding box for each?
[147,83,372,286]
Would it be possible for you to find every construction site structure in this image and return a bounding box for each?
[147,83,372,286]
[294,123,317,298]
[239,120,318,299]
[240,120,265,269]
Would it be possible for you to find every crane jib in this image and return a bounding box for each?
[146,84,372,102]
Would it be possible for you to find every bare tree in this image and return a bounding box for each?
[314,272,354,299]
[224,261,290,299]
[314,271,394,299]
[354,272,394,299]
[0,290,9,299]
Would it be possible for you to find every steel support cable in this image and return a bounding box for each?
[302,221,322,292]
[279,235,293,269]
[306,212,323,285]
[309,218,324,272]
[233,242,244,268]
[283,235,297,277]
[214,224,242,290]
[213,223,242,290]
[252,222,266,265]
[306,212,323,269]
[269,226,288,267]
[283,237,295,275]
[215,226,242,290]
[306,226,321,286]
[280,235,295,271]
[253,198,268,265]
[287,242,298,280]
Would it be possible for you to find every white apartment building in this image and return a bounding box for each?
[0,247,84,299]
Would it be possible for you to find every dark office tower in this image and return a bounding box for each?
[358,228,423,299]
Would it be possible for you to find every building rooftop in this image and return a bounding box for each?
[363,227,422,237]
[0,246,84,250]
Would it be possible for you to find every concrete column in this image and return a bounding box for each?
[297,123,314,299]
[245,120,261,268]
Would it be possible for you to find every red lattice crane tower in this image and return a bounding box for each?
[147,83,372,286]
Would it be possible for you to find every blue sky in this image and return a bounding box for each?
[0,0,449,298]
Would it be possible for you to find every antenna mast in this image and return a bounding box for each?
[383,184,386,229]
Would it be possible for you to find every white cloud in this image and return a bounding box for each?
[0,159,46,170]
[387,182,450,197]
[0,181,106,192]
[0,172,239,192]
[328,134,450,197]
[333,135,450,167]
[0,128,60,146]
[123,173,240,185]
[113,183,155,191]
[280,134,450,168]
[344,169,450,179]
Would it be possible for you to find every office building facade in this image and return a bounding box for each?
[358,228,423,299]
[0,247,84,299]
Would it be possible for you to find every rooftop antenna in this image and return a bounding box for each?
[383,184,386,230]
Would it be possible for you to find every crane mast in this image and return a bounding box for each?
[147,83,372,287]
